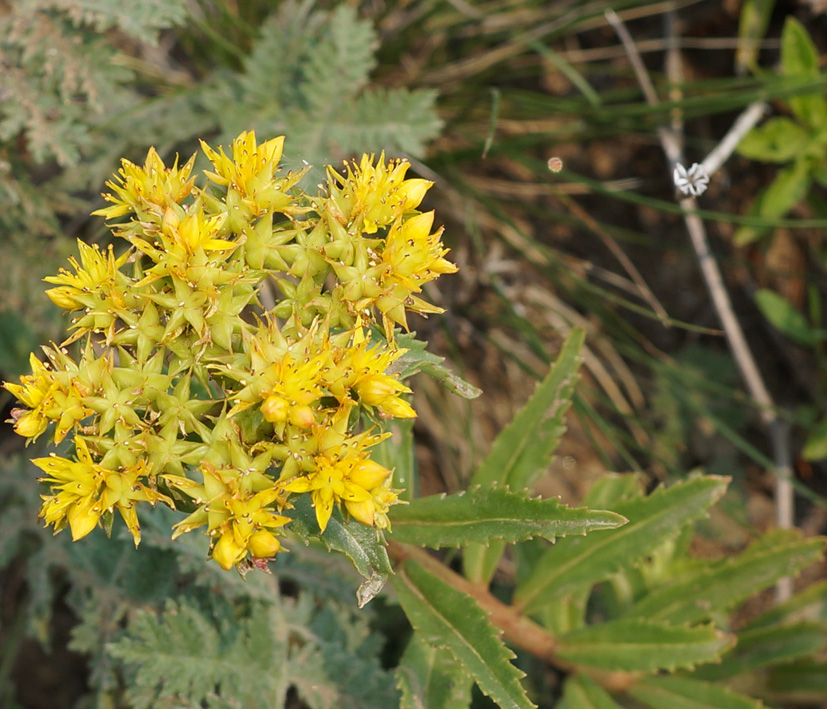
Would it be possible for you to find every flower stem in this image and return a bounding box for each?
[386,540,637,691]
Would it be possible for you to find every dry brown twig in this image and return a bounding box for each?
[603,6,793,601]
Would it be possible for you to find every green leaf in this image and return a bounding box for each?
[0,309,38,376]
[514,476,729,613]
[765,659,827,703]
[581,472,645,508]
[556,619,732,673]
[218,4,443,177]
[394,332,481,400]
[558,675,625,709]
[536,586,591,636]
[692,622,827,681]
[737,117,811,163]
[55,0,190,45]
[371,418,417,502]
[471,328,585,489]
[735,158,813,245]
[285,495,392,607]
[745,579,827,630]
[464,328,585,583]
[623,532,826,625]
[781,17,827,128]
[754,288,825,346]
[236,4,314,110]
[387,484,625,549]
[628,676,765,709]
[301,5,377,116]
[802,415,827,460]
[109,599,284,709]
[346,88,445,160]
[391,560,536,709]
[736,0,775,73]
[109,595,397,709]
[307,603,402,709]
[396,633,473,709]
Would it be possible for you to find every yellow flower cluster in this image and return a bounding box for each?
[35,439,171,546]
[321,153,458,336]
[4,132,456,572]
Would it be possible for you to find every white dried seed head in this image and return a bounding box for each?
[673,162,710,197]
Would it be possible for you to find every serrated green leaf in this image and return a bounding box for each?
[388,484,625,549]
[464,328,585,584]
[781,17,827,128]
[745,579,827,630]
[109,595,395,709]
[471,328,584,490]
[397,632,473,709]
[765,659,827,703]
[558,675,625,709]
[556,619,732,673]
[48,0,189,44]
[217,4,443,177]
[623,533,826,625]
[302,5,376,115]
[628,676,765,709]
[737,117,811,163]
[109,600,262,708]
[346,88,445,159]
[755,288,824,345]
[391,560,536,709]
[692,622,827,681]
[514,476,729,613]
[285,495,392,606]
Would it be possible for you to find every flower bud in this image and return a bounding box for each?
[261,395,289,423]
[212,531,245,570]
[248,530,281,558]
[162,206,181,232]
[289,404,315,429]
[399,178,432,212]
[349,459,391,491]
[355,375,399,406]
[14,411,48,440]
[66,497,101,542]
[378,397,416,419]
[46,287,82,311]
[346,498,375,526]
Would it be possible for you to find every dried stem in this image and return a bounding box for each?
[606,5,794,600]
[700,101,768,176]
[555,190,670,325]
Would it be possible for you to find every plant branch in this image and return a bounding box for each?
[386,540,638,692]
[700,101,768,176]
[388,540,557,658]
[606,5,794,600]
